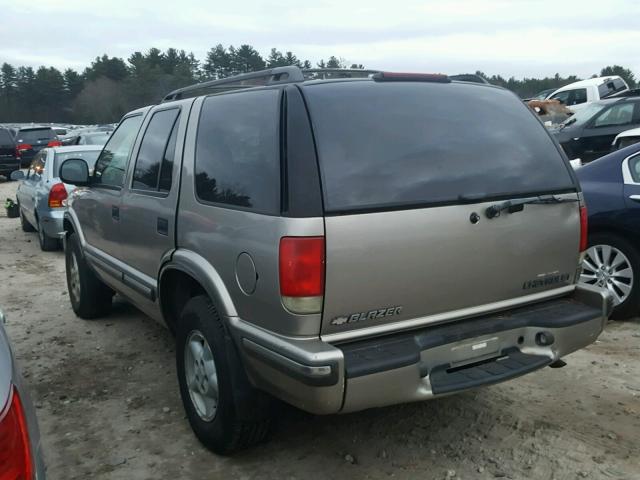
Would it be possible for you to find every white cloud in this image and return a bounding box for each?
[0,0,638,78]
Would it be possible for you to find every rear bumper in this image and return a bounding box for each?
[232,284,611,415]
[38,209,65,238]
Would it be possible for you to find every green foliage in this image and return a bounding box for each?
[1,44,636,124]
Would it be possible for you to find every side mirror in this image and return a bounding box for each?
[10,170,25,180]
[60,158,90,186]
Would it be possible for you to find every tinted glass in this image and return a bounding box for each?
[571,88,587,105]
[0,129,13,144]
[629,154,640,181]
[54,150,100,176]
[305,81,575,212]
[550,90,570,104]
[159,115,180,192]
[593,103,635,128]
[18,128,55,143]
[94,115,143,187]
[195,90,280,213]
[132,109,180,191]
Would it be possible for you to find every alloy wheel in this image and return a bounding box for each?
[184,330,219,422]
[581,244,633,306]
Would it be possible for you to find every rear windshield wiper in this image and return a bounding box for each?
[485,195,578,219]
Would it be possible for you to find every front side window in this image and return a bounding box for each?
[94,115,144,187]
[132,108,180,192]
[550,90,570,105]
[593,103,635,128]
[571,88,587,105]
[195,89,281,213]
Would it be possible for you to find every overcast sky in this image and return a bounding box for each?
[1,0,638,79]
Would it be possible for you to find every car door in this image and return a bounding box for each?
[579,102,640,161]
[70,113,146,264]
[118,104,186,306]
[18,152,46,226]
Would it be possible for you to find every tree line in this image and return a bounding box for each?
[0,44,636,124]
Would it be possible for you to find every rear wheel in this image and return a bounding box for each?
[581,233,640,319]
[65,232,112,319]
[20,209,35,232]
[176,295,271,454]
[37,217,59,251]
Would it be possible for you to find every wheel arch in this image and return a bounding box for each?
[158,250,237,334]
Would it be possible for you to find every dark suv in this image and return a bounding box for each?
[0,127,19,180]
[14,126,59,167]
[58,67,611,454]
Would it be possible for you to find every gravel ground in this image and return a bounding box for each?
[0,179,639,480]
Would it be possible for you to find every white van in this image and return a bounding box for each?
[546,76,629,113]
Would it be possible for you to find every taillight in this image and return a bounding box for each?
[16,143,31,153]
[48,182,68,208]
[47,140,62,147]
[579,205,588,252]
[279,237,325,314]
[0,387,34,480]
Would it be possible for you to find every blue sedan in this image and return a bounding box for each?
[577,142,640,318]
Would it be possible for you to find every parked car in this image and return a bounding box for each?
[546,76,629,113]
[58,66,611,454]
[0,308,46,479]
[612,126,640,150]
[14,127,61,167]
[0,127,20,180]
[12,146,102,251]
[525,88,557,102]
[73,131,111,146]
[576,142,640,318]
[551,97,640,162]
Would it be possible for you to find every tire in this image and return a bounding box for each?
[581,233,640,319]
[20,209,35,232]
[37,217,60,251]
[176,295,272,454]
[65,232,113,319]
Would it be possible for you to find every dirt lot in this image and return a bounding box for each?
[0,179,639,480]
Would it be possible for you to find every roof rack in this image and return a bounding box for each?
[162,66,304,102]
[161,66,381,102]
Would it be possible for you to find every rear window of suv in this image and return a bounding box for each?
[304,81,575,213]
[17,128,55,143]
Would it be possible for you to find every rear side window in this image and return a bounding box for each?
[94,115,144,187]
[304,82,575,213]
[54,150,100,176]
[17,128,54,143]
[132,108,180,192]
[195,89,280,213]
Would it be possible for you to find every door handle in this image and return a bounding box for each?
[629,195,640,202]
[157,217,168,236]
[112,205,120,221]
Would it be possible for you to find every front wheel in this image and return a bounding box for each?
[65,232,113,319]
[20,209,35,232]
[176,295,272,454]
[581,233,640,319]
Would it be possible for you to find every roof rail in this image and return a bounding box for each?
[161,67,383,102]
[302,68,381,80]
[162,66,304,102]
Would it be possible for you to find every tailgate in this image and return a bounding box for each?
[322,196,580,336]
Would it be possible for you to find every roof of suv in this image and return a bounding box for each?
[161,66,500,103]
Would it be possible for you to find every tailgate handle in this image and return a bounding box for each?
[111,205,119,221]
